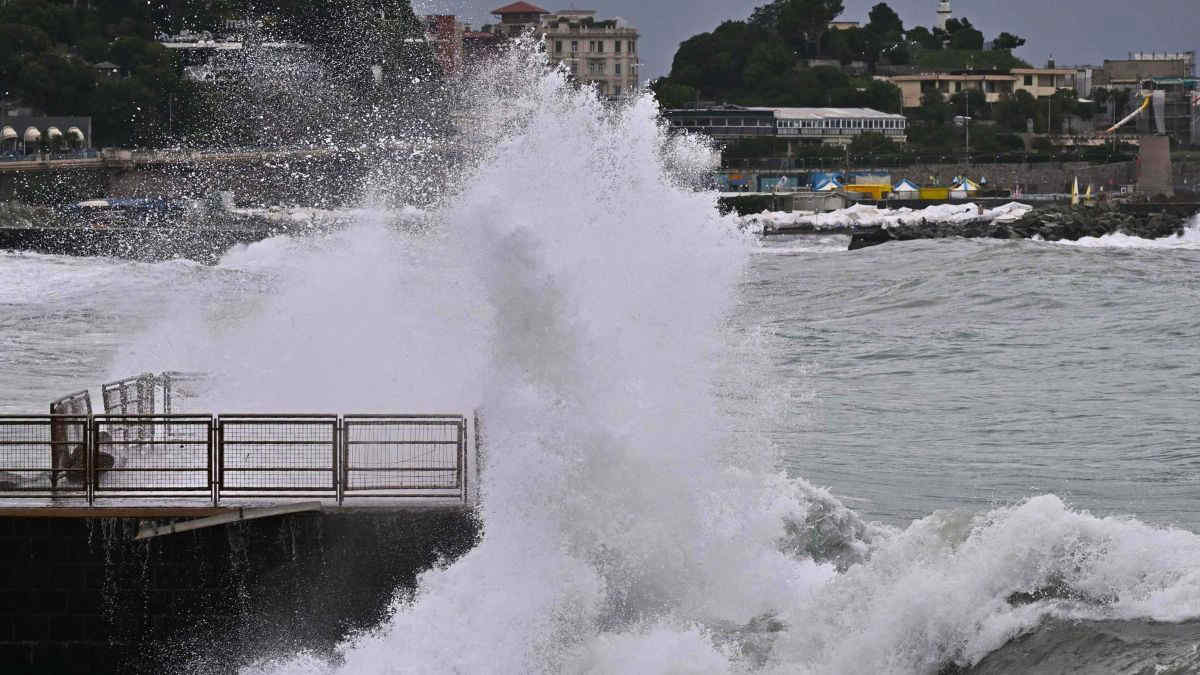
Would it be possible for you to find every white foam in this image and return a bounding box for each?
[744,202,1034,232]
[1061,213,1200,249]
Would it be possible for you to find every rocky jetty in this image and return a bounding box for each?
[848,205,1195,251]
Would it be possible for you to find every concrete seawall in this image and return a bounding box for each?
[0,510,479,673]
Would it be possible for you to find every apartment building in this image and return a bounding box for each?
[491,3,640,97]
[890,66,1083,108]
[889,73,1017,107]
[1011,67,1076,98]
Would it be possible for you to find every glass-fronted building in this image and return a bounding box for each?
[664,106,907,145]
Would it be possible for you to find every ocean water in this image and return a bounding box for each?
[3,46,1200,674]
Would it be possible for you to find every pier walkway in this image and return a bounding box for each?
[0,413,474,516]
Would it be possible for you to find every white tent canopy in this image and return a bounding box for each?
[0,126,17,142]
[46,126,62,141]
[23,127,41,143]
[67,126,85,143]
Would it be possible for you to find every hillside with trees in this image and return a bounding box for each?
[651,0,1031,112]
[0,1,431,148]
[648,0,1119,161]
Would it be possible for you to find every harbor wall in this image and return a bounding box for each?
[0,509,478,673]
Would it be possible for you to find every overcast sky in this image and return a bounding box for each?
[413,0,1199,82]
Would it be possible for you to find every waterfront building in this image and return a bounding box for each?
[663,106,907,145]
[662,106,777,140]
[772,108,907,145]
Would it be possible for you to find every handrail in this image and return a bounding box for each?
[0,414,468,506]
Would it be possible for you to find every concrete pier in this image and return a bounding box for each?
[0,509,478,673]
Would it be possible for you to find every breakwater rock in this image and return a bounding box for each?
[847,206,1195,250]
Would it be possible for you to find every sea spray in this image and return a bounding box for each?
[318,43,833,672]
[132,43,1200,674]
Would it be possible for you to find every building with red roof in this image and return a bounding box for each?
[491,3,549,37]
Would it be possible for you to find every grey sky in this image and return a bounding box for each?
[414,0,1199,82]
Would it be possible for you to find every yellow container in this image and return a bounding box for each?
[919,187,950,200]
[844,184,890,200]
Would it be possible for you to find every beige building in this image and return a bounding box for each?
[1011,67,1076,97]
[889,73,1017,107]
[491,3,640,98]
[890,66,1084,108]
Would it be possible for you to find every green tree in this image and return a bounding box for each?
[993,90,1039,132]
[776,0,845,58]
[949,89,988,120]
[944,18,984,51]
[743,38,796,83]
[913,89,952,123]
[992,32,1025,50]
[906,26,941,51]
[862,3,904,67]
[848,131,898,155]
[650,78,699,109]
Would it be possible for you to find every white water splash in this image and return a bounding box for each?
[1062,212,1200,249]
[102,45,1200,674]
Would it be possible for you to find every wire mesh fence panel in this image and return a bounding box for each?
[161,372,211,415]
[92,416,212,494]
[343,417,463,492]
[219,417,337,493]
[49,392,93,492]
[102,374,158,445]
[0,417,89,496]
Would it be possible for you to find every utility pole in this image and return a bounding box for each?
[965,90,970,160]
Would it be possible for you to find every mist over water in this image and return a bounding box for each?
[3,43,1200,674]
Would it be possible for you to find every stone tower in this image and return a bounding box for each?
[937,0,952,30]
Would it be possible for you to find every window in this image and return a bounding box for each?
[588,61,605,75]
[571,40,578,53]
[955,82,962,92]
[597,41,605,54]
[628,41,635,53]
[615,41,622,53]
[555,40,563,54]
[615,63,622,75]
[614,85,621,96]
[1038,75,1053,87]
[1024,75,1033,86]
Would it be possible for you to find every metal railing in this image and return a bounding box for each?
[0,414,467,506]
